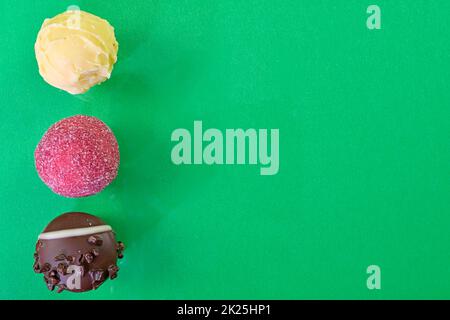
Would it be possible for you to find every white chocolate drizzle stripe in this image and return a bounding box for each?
[38,225,112,240]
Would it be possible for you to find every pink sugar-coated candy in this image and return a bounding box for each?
[35,115,120,198]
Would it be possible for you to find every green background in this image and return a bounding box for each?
[0,0,449,299]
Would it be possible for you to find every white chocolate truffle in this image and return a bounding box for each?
[35,9,118,94]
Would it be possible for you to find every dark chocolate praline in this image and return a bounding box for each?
[33,212,124,293]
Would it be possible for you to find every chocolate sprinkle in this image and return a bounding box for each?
[108,265,119,280]
[55,254,67,261]
[84,252,94,264]
[40,263,51,273]
[57,284,66,293]
[116,241,125,259]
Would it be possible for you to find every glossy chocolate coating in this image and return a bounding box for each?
[33,212,124,293]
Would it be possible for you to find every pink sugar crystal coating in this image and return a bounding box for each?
[35,115,120,198]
